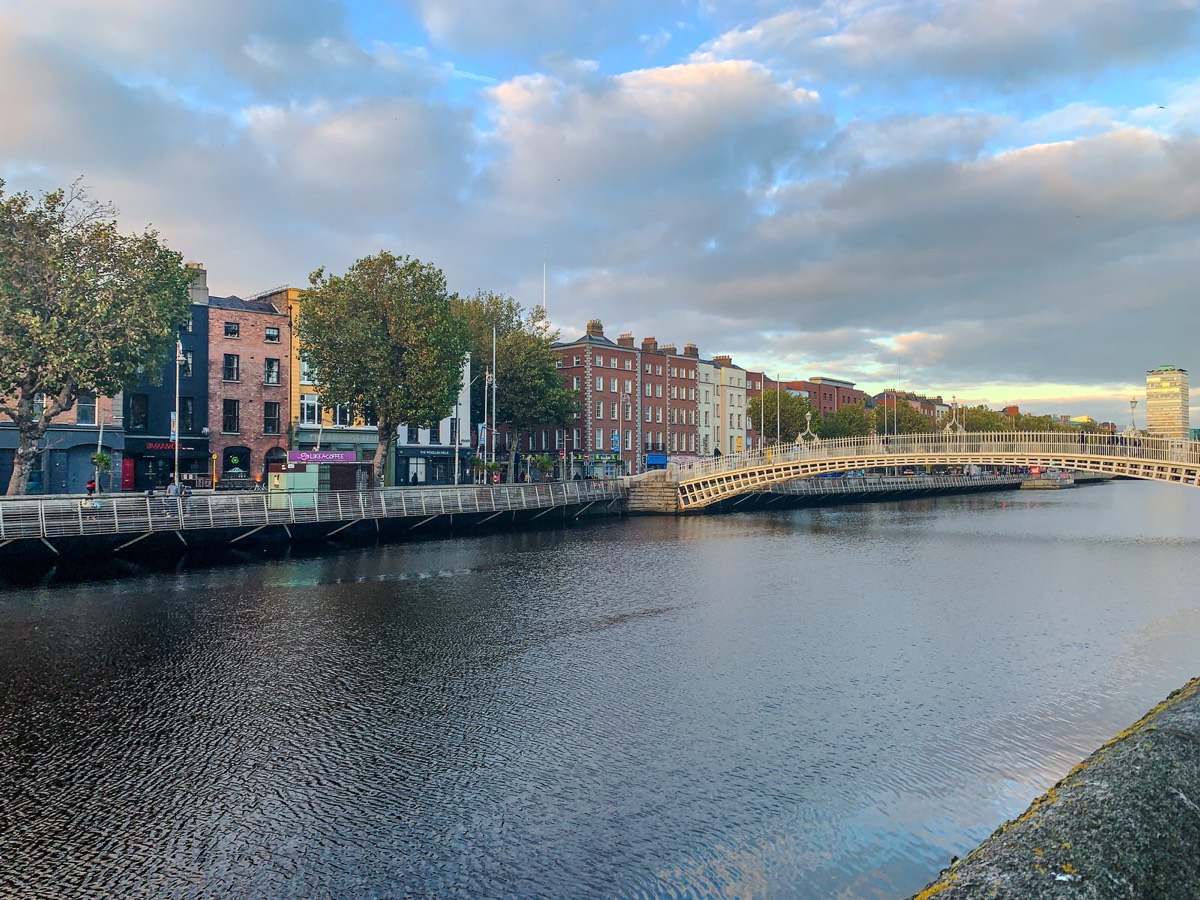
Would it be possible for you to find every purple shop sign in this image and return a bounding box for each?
[287,450,359,464]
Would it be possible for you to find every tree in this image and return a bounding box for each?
[451,290,525,428]
[299,252,469,487]
[820,402,875,438]
[941,404,1011,432]
[747,389,820,444]
[882,398,935,434]
[452,293,578,482]
[528,453,556,482]
[0,180,193,495]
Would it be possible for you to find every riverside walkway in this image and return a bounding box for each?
[0,481,626,562]
[627,431,1199,512]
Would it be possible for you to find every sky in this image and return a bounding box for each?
[2,0,1199,426]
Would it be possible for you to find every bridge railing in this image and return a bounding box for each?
[673,432,1200,480]
[0,481,627,541]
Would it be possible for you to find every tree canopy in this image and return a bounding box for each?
[451,291,577,477]
[299,252,469,486]
[747,389,820,444]
[0,180,193,494]
[819,401,874,438]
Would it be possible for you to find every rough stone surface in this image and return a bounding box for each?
[912,678,1200,898]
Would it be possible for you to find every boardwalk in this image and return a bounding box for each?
[0,481,627,552]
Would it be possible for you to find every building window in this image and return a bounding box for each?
[644,383,652,397]
[179,397,194,433]
[572,376,580,390]
[573,355,581,366]
[645,407,652,423]
[182,314,193,333]
[610,402,618,420]
[624,379,632,393]
[332,404,352,427]
[224,321,240,338]
[573,428,580,447]
[595,428,604,451]
[76,394,96,425]
[222,399,240,433]
[596,401,604,419]
[223,354,240,382]
[556,429,564,450]
[263,401,281,435]
[450,418,459,444]
[265,326,281,343]
[300,394,320,425]
[128,394,148,431]
[264,358,281,385]
[300,357,315,383]
[625,429,632,451]
[407,425,419,443]
[596,376,604,391]
[429,422,441,444]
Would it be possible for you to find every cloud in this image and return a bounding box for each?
[2,0,1199,428]
[702,0,1200,91]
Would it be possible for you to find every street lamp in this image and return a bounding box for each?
[1128,398,1138,434]
[454,372,482,485]
[172,338,183,487]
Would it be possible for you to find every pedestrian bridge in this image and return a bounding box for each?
[635,431,1200,512]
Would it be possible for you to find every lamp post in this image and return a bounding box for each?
[172,338,183,487]
[454,372,482,485]
[1128,398,1138,434]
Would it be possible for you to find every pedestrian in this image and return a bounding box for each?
[86,478,96,496]
[165,479,180,514]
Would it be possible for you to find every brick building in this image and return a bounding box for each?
[207,295,292,484]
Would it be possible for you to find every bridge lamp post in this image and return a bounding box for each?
[1128,399,1138,434]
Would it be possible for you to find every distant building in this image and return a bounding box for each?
[1145,365,1189,439]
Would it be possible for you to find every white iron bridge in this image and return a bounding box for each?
[662,431,1200,511]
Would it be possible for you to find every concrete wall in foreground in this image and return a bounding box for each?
[912,678,1200,899]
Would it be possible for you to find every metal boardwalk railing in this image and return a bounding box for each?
[0,482,627,542]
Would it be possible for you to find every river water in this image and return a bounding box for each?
[2,480,1199,898]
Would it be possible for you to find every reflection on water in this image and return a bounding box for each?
[2,481,1199,898]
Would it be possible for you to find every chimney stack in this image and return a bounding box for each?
[585,319,605,338]
[617,332,635,348]
[641,337,658,352]
[683,343,699,359]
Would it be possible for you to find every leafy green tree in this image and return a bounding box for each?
[0,180,193,495]
[451,290,525,428]
[880,398,935,434]
[299,252,469,487]
[528,453,556,481]
[1015,412,1075,432]
[820,402,874,438]
[943,404,1011,431]
[498,320,577,481]
[452,294,578,482]
[748,389,820,444]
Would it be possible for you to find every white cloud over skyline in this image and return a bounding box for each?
[2,0,1198,425]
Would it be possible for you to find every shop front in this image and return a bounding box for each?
[395,446,468,486]
[121,437,211,492]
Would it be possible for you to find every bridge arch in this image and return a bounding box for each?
[672,432,1200,511]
